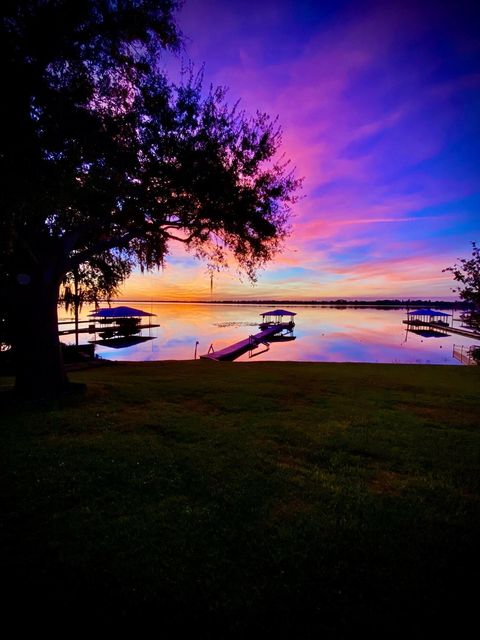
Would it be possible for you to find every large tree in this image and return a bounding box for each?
[1,0,300,398]
[444,242,480,331]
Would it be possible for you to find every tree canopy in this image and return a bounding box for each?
[444,241,480,331]
[1,0,301,397]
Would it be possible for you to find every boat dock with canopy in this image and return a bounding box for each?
[200,309,296,361]
[88,306,159,343]
[403,307,480,339]
[259,309,296,329]
[404,308,451,327]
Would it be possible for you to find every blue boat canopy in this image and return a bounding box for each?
[89,306,155,318]
[260,309,297,317]
[407,308,450,317]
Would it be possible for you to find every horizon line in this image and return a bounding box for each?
[106,297,462,305]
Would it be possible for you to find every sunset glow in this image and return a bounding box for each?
[120,0,480,301]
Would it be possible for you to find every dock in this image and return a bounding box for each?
[403,320,480,340]
[200,325,290,361]
[443,324,480,339]
[59,322,159,336]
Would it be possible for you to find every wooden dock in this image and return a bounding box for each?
[446,324,480,339]
[403,321,480,340]
[200,325,291,361]
[59,323,159,336]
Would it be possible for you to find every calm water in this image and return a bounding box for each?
[58,303,479,365]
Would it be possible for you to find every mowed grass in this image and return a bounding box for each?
[1,361,479,636]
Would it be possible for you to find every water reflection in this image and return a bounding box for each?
[57,303,479,365]
[93,335,156,349]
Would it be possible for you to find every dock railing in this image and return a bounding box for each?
[453,344,479,366]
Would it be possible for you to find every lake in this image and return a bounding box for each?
[58,303,479,365]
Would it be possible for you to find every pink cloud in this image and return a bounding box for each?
[131,1,478,301]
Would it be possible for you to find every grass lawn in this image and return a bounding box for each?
[1,361,479,636]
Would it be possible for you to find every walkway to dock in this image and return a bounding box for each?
[403,321,480,340]
[200,325,288,361]
[447,324,480,339]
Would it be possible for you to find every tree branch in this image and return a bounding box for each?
[67,230,137,269]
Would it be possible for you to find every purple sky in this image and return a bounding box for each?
[124,0,480,300]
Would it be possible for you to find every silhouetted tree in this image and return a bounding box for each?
[0,234,14,367]
[0,267,13,366]
[59,252,132,345]
[60,253,132,313]
[444,242,480,331]
[1,1,300,397]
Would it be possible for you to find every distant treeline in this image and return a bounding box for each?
[115,299,471,309]
[205,299,470,309]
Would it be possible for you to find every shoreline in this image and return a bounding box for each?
[103,298,467,309]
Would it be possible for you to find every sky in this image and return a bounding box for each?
[121,0,480,301]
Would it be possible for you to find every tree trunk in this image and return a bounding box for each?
[74,267,79,347]
[11,264,69,399]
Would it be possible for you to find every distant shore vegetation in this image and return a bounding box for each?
[109,298,471,309]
